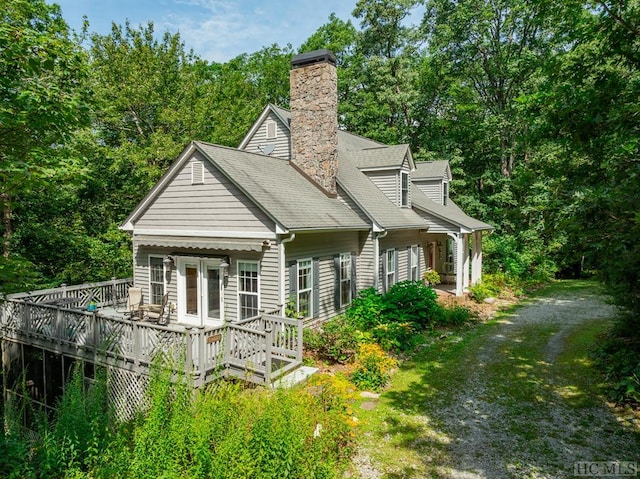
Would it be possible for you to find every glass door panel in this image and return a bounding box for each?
[185,265,199,315]
[206,267,220,320]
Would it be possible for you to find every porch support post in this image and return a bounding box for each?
[455,234,464,296]
[472,231,482,285]
[462,234,470,291]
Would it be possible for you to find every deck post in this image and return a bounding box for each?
[92,313,100,350]
[56,307,64,342]
[197,326,206,385]
[61,283,68,299]
[296,319,303,362]
[264,328,272,385]
[185,327,194,376]
[111,277,117,307]
[133,321,140,368]
[23,302,31,332]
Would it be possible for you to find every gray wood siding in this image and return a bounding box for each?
[415,209,456,234]
[242,111,291,160]
[257,246,280,314]
[415,180,443,204]
[133,244,280,323]
[366,170,398,205]
[285,232,360,322]
[358,230,375,290]
[134,152,275,233]
[133,246,178,313]
[378,229,425,287]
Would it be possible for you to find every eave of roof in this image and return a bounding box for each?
[410,184,492,232]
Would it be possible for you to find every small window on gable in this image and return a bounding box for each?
[266,120,277,140]
[443,182,449,206]
[400,171,409,207]
[191,161,204,185]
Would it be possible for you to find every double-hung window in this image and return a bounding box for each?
[386,249,397,288]
[339,253,352,307]
[400,171,409,207]
[238,261,259,320]
[297,259,313,318]
[410,245,419,281]
[149,256,165,304]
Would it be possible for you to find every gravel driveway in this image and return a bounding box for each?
[355,285,640,479]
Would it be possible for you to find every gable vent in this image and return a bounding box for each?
[191,161,204,185]
[266,120,277,139]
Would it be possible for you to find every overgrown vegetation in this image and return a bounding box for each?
[305,281,476,391]
[0,364,357,478]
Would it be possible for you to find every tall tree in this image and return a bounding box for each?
[0,0,89,259]
[340,0,422,145]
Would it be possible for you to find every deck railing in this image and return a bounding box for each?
[1,281,302,388]
[7,278,133,309]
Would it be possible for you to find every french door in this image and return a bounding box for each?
[177,257,224,326]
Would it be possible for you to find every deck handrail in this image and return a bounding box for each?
[1,281,302,387]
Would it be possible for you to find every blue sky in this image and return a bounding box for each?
[52,0,361,63]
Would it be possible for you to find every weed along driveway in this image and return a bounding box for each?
[353,281,640,479]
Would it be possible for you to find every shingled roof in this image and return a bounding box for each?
[411,184,492,232]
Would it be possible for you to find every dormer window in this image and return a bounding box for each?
[266,120,277,139]
[443,182,449,206]
[400,171,409,207]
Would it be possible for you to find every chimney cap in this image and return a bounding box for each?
[291,49,336,69]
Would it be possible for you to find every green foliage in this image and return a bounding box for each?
[345,281,445,352]
[593,313,640,404]
[440,304,475,326]
[346,288,385,331]
[1,361,357,478]
[382,281,444,328]
[350,343,398,392]
[422,268,441,286]
[304,315,359,363]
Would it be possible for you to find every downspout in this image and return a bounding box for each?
[373,229,388,291]
[279,233,296,316]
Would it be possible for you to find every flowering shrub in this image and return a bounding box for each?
[350,343,398,392]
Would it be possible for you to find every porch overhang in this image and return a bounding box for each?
[134,235,267,252]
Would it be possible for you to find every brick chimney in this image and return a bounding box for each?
[290,49,338,196]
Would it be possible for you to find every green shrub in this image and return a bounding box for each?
[593,317,640,404]
[370,321,420,352]
[304,315,359,363]
[440,304,475,326]
[346,288,385,331]
[382,281,445,328]
[349,343,398,392]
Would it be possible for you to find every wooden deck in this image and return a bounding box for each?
[1,279,303,389]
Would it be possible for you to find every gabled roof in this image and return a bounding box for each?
[410,184,492,232]
[413,160,451,181]
[122,141,370,233]
[347,144,415,171]
[237,104,290,150]
[337,153,427,230]
[195,142,368,231]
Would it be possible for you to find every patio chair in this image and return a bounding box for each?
[121,287,143,319]
[145,293,169,325]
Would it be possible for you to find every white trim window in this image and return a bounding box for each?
[149,255,165,304]
[297,259,313,318]
[400,171,409,207]
[410,245,419,281]
[386,249,397,288]
[443,182,449,206]
[339,253,352,307]
[237,261,260,320]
